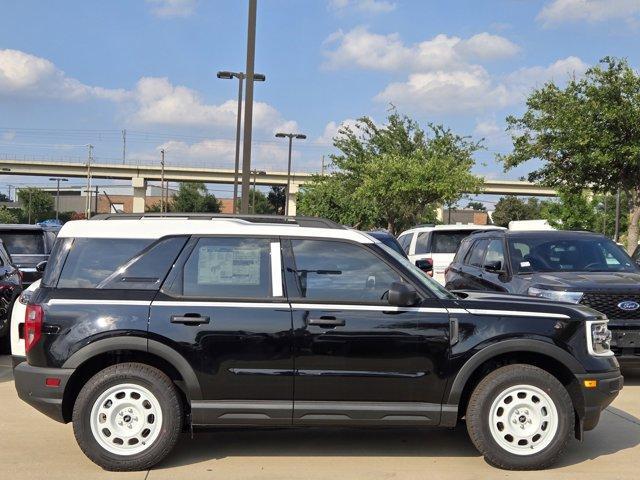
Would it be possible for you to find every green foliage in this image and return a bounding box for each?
[298,109,482,234]
[17,187,54,223]
[500,57,640,252]
[491,196,544,227]
[466,201,487,211]
[236,189,278,215]
[0,207,18,224]
[267,186,285,215]
[170,182,221,213]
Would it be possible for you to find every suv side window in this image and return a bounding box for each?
[465,239,489,267]
[414,232,430,254]
[484,239,505,269]
[182,237,273,298]
[397,233,412,254]
[288,239,403,303]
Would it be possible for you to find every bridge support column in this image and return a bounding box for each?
[287,182,299,216]
[132,177,147,213]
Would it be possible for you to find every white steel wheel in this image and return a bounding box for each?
[89,383,163,456]
[488,384,559,456]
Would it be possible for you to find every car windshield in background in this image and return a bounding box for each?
[0,231,45,255]
[432,231,476,254]
[508,236,638,273]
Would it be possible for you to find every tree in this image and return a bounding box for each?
[491,196,543,227]
[0,193,10,202]
[298,109,482,234]
[501,57,640,253]
[0,207,18,224]
[466,201,487,211]
[170,182,221,213]
[17,187,54,223]
[236,189,276,214]
[267,186,285,215]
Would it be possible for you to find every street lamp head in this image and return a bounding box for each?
[275,133,287,138]
[295,134,307,140]
[49,178,68,182]
[253,73,266,82]
[217,71,234,80]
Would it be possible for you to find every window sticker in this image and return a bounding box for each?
[198,246,261,285]
[520,261,531,267]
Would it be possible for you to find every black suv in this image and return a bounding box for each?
[0,239,22,345]
[445,230,640,362]
[0,224,59,286]
[13,215,621,471]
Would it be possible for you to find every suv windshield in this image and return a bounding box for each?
[0,230,45,255]
[508,235,638,274]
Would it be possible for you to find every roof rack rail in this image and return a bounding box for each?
[89,213,345,230]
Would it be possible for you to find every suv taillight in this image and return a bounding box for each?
[25,304,43,353]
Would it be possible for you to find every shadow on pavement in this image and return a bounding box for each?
[621,367,640,386]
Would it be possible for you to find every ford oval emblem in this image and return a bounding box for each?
[617,300,640,311]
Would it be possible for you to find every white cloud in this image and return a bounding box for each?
[474,119,502,138]
[538,0,640,26]
[375,57,588,114]
[128,77,298,134]
[328,0,396,14]
[1,130,16,142]
[315,118,361,145]
[146,0,197,18]
[322,27,520,71]
[0,49,130,101]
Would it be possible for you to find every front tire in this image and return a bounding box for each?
[72,362,183,471]
[466,364,574,470]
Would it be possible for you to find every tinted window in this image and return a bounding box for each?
[508,236,637,273]
[42,237,73,287]
[397,233,412,254]
[415,232,430,254]
[466,239,489,267]
[0,231,44,255]
[182,237,273,298]
[371,234,405,257]
[485,239,505,268]
[57,238,153,288]
[290,239,402,303]
[431,231,472,254]
[97,236,188,289]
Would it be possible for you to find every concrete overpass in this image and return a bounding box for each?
[0,159,558,215]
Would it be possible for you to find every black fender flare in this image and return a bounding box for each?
[446,338,585,406]
[62,336,202,400]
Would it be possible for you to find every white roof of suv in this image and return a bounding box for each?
[399,224,505,235]
[58,216,374,244]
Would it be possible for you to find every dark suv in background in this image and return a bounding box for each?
[0,224,59,286]
[445,230,640,362]
[0,239,23,347]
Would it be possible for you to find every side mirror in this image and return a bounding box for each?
[415,258,433,274]
[483,260,502,272]
[388,281,419,307]
[36,261,47,272]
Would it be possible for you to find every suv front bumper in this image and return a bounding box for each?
[576,371,623,432]
[13,362,74,423]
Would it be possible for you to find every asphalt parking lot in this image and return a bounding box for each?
[1,355,639,480]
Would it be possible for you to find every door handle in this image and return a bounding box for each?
[308,316,345,327]
[170,314,210,325]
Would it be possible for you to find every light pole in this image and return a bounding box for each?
[85,144,93,218]
[275,132,306,216]
[160,149,166,214]
[250,169,266,214]
[217,70,265,213]
[49,177,68,220]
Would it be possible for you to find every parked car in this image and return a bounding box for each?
[445,229,640,362]
[632,244,640,267]
[367,230,433,275]
[14,214,621,471]
[9,279,39,363]
[0,224,60,287]
[397,224,505,284]
[0,239,23,349]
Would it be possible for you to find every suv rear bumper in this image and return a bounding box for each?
[576,371,623,432]
[13,362,74,423]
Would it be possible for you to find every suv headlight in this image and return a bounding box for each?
[586,320,613,357]
[528,287,583,304]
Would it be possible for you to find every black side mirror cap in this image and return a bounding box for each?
[388,281,419,307]
[483,260,503,272]
[36,261,47,272]
[415,259,433,273]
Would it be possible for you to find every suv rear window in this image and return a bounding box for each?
[57,238,153,288]
[0,230,45,255]
[431,231,472,254]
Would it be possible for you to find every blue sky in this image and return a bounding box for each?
[1,0,639,200]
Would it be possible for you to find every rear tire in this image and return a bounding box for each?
[72,362,183,471]
[466,364,574,470]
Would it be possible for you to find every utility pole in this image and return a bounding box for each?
[321,155,325,176]
[160,149,166,213]
[49,177,68,220]
[603,195,608,236]
[122,129,127,165]
[94,185,99,214]
[275,132,307,216]
[85,144,93,218]
[240,0,258,214]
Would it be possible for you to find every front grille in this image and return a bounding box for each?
[580,292,640,320]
